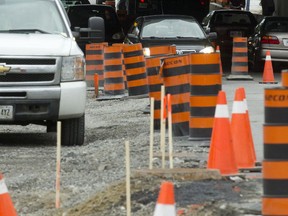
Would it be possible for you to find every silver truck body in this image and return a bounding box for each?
[0,0,104,145]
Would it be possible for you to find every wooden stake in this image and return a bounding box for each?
[167,94,173,169]
[160,85,166,169]
[55,121,61,209]
[149,97,155,170]
[125,141,131,216]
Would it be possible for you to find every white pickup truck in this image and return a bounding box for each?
[0,0,104,146]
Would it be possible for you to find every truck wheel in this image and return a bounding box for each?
[61,115,85,146]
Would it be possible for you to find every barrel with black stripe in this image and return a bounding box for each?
[262,87,288,215]
[112,43,127,89]
[123,43,148,96]
[146,56,164,129]
[85,43,107,88]
[227,37,253,80]
[162,54,190,136]
[263,124,288,160]
[189,53,222,141]
[265,88,288,124]
[262,160,288,216]
[103,46,125,95]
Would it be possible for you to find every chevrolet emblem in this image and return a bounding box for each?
[0,64,11,74]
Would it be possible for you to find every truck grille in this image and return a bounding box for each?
[0,58,56,65]
[0,74,54,82]
[0,57,58,84]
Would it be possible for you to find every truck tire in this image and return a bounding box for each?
[61,115,85,146]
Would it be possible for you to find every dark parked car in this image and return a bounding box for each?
[66,4,125,54]
[124,14,217,56]
[248,16,288,72]
[202,9,258,71]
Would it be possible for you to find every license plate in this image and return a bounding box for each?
[230,31,242,37]
[283,39,288,46]
[0,105,13,120]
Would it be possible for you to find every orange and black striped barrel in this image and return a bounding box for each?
[189,53,222,140]
[85,43,107,88]
[144,45,176,57]
[112,43,127,89]
[231,37,248,75]
[103,46,125,95]
[262,87,288,215]
[262,160,288,216]
[265,88,288,123]
[122,43,148,96]
[162,54,190,136]
[146,56,164,129]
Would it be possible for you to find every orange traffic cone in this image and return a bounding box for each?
[259,50,278,84]
[207,91,238,175]
[216,46,223,76]
[153,181,176,216]
[238,87,256,163]
[0,173,17,216]
[231,88,255,169]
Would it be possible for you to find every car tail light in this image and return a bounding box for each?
[261,35,280,44]
[199,0,207,6]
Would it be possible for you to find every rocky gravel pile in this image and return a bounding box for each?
[0,91,263,216]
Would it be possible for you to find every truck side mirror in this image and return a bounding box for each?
[88,16,105,43]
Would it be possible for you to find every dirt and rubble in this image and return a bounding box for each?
[0,86,263,216]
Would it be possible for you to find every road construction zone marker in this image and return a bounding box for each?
[103,46,126,96]
[85,43,107,88]
[123,43,148,96]
[162,54,190,137]
[262,84,288,215]
[0,173,17,216]
[227,37,253,80]
[189,53,222,141]
[55,121,61,209]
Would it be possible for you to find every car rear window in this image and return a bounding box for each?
[265,20,288,32]
[141,18,206,39]
[214,13,252,25]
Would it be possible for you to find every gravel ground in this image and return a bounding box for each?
[0,90,263,216]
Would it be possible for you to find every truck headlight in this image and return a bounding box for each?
[61,56,85,81]
[199,46,215,54]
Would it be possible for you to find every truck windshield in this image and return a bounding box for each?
[0,0,68,35]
